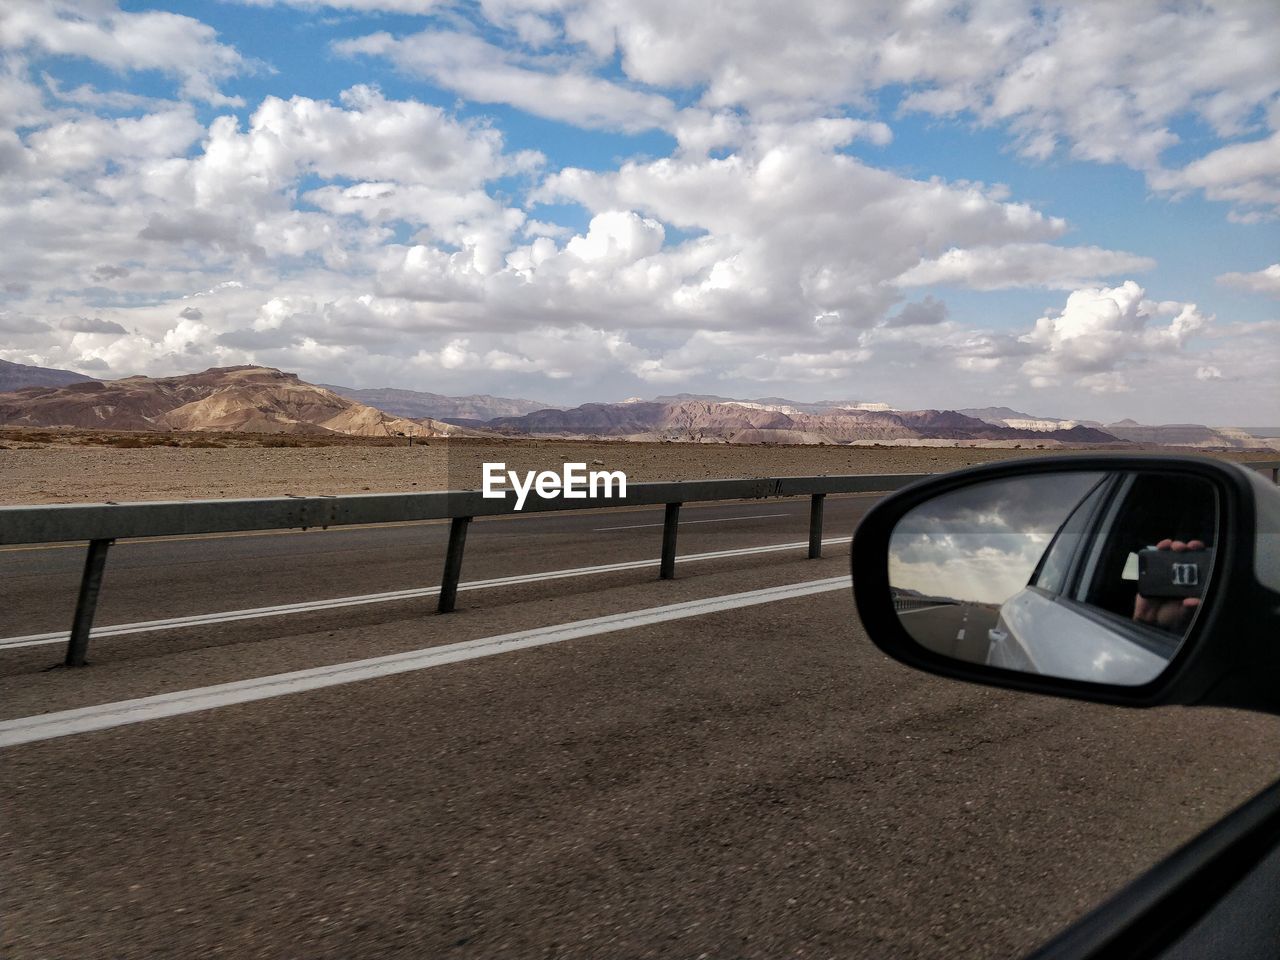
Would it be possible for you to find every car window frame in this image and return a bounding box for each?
[1029,474,1119,593]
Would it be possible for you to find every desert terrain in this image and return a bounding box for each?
[1,427,1273,505]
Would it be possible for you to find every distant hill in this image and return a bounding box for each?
[1101,421,1274,449]
[0,366,469,438]
[959,404,1272,449]
[957,406,1042,423]
[322,384,555,422]
[0,359,97,393]
[649,393,893,415]
[484,399,1121,445]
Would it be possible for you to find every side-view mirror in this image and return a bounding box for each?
[851,455,1280,714]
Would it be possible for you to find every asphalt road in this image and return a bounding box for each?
[899,603,1001,662]
[3,494,1280,959]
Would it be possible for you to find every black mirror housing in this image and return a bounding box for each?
[851,455,1280,715]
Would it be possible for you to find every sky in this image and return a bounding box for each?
[1,1,1278,425]
[889,471,1101,604]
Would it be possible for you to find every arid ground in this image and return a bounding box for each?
[1,427,1274,505]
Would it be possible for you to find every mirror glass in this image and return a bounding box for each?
[888,470,1218,686]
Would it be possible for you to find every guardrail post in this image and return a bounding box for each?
[660,502,681,579]
[808,493,826,559]
[64,537,114,667]
[1272,467,1278,485]
[437,516,472,613]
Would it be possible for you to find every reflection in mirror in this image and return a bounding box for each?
[889,471,1218,686]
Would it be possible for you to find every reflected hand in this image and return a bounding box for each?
[1133,538,1204,631]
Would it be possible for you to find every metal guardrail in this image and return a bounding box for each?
[0,474,926,667]
[4,460,1278,669]
[892,595,957,613]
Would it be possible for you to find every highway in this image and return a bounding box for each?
[3,493,1280,958]
[899,602,1001,662]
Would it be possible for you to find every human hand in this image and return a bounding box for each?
[1133,538,1205,631]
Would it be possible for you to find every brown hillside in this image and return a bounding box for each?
[0,366,466,438]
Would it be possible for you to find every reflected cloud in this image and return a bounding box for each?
[890,473,1103,605]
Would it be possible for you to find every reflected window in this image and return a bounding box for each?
[1074,473,1217,632]
[1030,477,1112,595]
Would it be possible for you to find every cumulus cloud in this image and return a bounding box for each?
[3,3,1272,425]
[565,211,664,264]
[1018,281,1210,390]
[352,0,1280,187]
[1217,263,1280,297]
[532,132,1076,329]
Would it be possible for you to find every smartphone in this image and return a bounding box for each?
[1137,547,1210,599]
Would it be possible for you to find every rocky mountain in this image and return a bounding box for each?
[484,399,1121,445]
[0,366,468,438]
[0,359,97,393]
[321,384,555,422]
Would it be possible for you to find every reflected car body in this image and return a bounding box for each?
[988,587,1170,684]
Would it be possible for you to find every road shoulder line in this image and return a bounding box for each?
[0,537,853,650]
[0,576,849,747]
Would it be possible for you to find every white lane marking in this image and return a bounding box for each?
[0,576,851,747]
[896,604,952,615]
[956,629,966,640]
[594,512,791,531]
[0,536,853,650]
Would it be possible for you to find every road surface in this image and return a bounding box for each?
[899,602,1001,662]
[2,493,1279,959]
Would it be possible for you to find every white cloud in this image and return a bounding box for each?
[896,244,1156,291]
[1217,263,1280,297]
[565,211,664,265]
[0,1,247,105]
[412,0,1280,213]
[26,107,203,173]
[336,29,676,133]
[533,132,1078,329]
[233,0,443,9]
[1152,131,1280,216]
[3,4,1273,425]
[1018,281,1210,388]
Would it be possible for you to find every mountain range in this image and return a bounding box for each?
[0,362,1273,449]
[482,400,1119,445]
[0,366,465,438]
